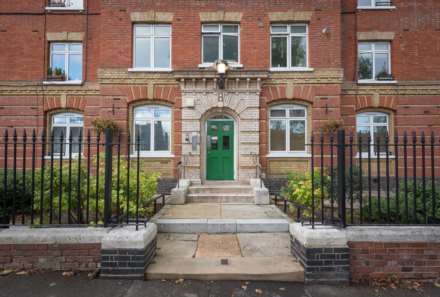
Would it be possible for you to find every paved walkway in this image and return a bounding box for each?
[0,273,439,297]
[154,203,291,220]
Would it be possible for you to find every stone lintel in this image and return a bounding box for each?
[130,11,174,23]
[357,31,395,41]
[269,11,313,22]
[46,32,85,41]
[199,11,242,22]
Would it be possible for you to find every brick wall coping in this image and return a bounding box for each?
[101,224,157,250]
[0,227,110,245]
[290,223,440,248]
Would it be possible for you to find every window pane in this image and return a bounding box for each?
[291,36,307,67]
[359,43,372,51]
[70,127,82,154]
[222,25,238,34]
[135,107,153,120]
[270,120,286,151]
[357,126,371,152]
[68,54,82,81]
[135,26,152,37]
[69,44,82,53]
[291,25,307,34]
[51,53,66,73]
[135,38,151,68]
[358,0,372,6]
[223,35,238,62]
[270,109,286,117]
[203,35,219,63]
[375,42,389,51]
[358,52,373,80]
[271,25,288,33]
[290,120,306,151]
[357,115,370,125]
[135,123,151,151]
[53,127,66,155]
[375,53,389,78]
[154,25,170,36]
[154,120,170,151]
[373,115,387,123]
[69,116,83,125]
[271,36,287,68]
[289,109,305,117]
[223,135,230,150]
[374,126,388,153]
[154,37,170,68]
[51,44,65,52]
[202,24,220,32]
[53,115,67,125]
[154,107,171,119]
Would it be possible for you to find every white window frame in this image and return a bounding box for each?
[356,112,390,157]
[131,24,172,72]
[358,42,393,83]
[51,112,84,157]
[270,24,311,71]
[200,24,241,66]
[132,105,172,157]
[268,104,308,157]
[46,0,84,11]
[357,0,396,9]
[48,42,83,83]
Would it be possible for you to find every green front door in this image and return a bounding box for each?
[206,120,234,180]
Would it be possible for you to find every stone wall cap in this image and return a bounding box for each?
[101,223,157,250]
[290,223,348,248]
[0,227,110,245]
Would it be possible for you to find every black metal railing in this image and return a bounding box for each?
[273,130,440,228]
[0,128,166,230]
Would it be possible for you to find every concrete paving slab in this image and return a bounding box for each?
[207,219,237,233]
[156,234,198,258]
[154,219,208,233]
[238,233,292,257]
[158,204,221,219]
[195,234,241,258]
[236,219,289,233]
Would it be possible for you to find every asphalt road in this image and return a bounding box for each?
[0,272,439,297]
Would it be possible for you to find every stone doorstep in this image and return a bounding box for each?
[153,218,289,233]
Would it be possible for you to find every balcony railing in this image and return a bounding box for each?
[47,0,83,10]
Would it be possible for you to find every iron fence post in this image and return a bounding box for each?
[337,129,347,228]
[104,128,113,227]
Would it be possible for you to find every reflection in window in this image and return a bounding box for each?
[356,112,389,154]
[358,42,391,81]
[133,105,171,153]
[51,112,84,156]
[49,43,83,81]
[202,24,239,64]
[271,24,308,69]
[269,105,307,153]
[133,24,171,70]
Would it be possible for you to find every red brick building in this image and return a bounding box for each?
[0,0,439,185]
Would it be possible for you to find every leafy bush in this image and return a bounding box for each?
[32,155,159,225]
[281,169,328,218]
[363,180,440,224]
[0,170,33,219]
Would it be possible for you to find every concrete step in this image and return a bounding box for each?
[146,256,304,282]
[153,218,290,233]
[186,193,254,204]
[188,185,253,195]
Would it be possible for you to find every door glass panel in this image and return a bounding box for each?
[222,125,230,132]
[210,125,218,131]
[223,136,230,150]
[210,136,218,150]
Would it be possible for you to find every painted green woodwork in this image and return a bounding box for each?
[206,120,234,180]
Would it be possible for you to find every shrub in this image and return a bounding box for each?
[0,170,33,220]
[281,169,328,218]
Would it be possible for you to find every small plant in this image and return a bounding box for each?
[321,119,344,134]
[47,67,66,81]
[92,118,120,134]
[376,70,394,81]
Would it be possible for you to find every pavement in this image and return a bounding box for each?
[0,272,439,297]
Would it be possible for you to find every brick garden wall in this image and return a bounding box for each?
[0,243,101,272]
[349,242,440,283]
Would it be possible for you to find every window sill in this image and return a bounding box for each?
[267,152,311,158]
[130,152,175,158]
[355,153,395,159]
[357,80,397,85]
[198,63,243,69]
[270,67,314,72]
[357,6,396,10]
[43,80,83,86]
[128,68,172,73]
[44,154,82,160]
[45,7,84,11]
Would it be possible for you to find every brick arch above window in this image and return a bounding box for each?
[43,95,86,112]
[126,85,181,105]
[355,94,397,112]
[261,84,315,104]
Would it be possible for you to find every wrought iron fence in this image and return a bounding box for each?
[273,130,440,228]
[0,129,166,230]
